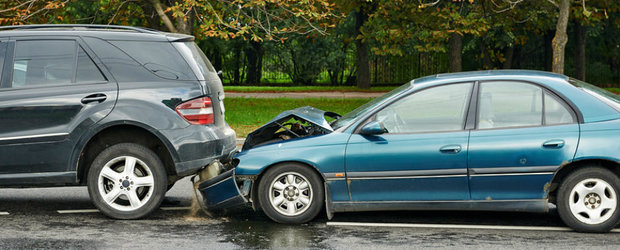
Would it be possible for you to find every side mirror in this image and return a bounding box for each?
[217,70,223,76]
[360,121,386,135]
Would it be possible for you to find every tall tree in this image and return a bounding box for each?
[549,0,571,74]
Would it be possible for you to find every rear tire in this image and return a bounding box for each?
[87,143,167,219]
[258,163,323,224]
[557,167,620,233]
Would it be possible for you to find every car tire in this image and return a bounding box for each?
[257,163,324,224]
[557,166,620,233]
[87,143,167,219]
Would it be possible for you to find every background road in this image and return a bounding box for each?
[1,178,619,249]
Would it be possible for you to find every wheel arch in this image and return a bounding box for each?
[74,122,178,185]
[547,158,620,203]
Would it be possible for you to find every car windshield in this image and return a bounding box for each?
[331,83,411,130]
[569,78,620,112]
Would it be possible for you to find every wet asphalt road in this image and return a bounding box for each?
[1,178,619,249]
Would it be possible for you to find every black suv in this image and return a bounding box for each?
[0,25,236,219]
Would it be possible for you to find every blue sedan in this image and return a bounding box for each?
[197,70,620,233]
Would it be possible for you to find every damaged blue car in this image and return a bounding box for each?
[196,70,620,233]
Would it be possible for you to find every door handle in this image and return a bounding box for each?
[439,144,462,154]
[542,139,565,148]
[81,94,107,104]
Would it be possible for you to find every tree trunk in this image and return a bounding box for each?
[354,8,371,89]
[574,21,586,81]
[141,4,164,31]
[544,31,554,71]
[503,46,514,69]
[551,0,570,74]
[149,0,178,33]
[479,39,492,69]
[233,43,242,84]
[175,12,193,35]
[449,33,463,72]
[245,41,263,84]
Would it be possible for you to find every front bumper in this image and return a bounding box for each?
[196,169,248,210]
[194,162,252,210]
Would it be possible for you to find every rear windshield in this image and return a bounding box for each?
[569,78,620,112]
[111,41,197,80]
[172,42,216,81]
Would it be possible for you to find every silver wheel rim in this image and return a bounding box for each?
[268,172,313,217]
[97,156,155,212]
[568,178,617,225]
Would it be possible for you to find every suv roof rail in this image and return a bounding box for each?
[0,24,162,34]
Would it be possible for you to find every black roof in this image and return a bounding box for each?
[0,24,193,42]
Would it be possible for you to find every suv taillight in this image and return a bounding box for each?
[175,97,214,125]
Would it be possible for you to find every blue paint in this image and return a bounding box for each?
[203,70,620,215]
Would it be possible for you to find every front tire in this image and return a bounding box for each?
[557,167,620,233]
[258,163,324,224]
[87,143,167,219]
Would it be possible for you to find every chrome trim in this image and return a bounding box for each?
[0,132,69,142]
[349,174,468,180]
[347,169,466,178]
[330,199,549,213]
[332,199,543,204]
[469,166,559,175]
[326,178,346,181]
[471,172,555,177]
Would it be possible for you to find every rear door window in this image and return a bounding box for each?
[13,40,75,87]
[478,81,543,129]
[11,40,106,88]
[76,45,106,83]
[0,41,5,86]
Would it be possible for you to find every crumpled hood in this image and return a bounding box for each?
[242,106,335,151]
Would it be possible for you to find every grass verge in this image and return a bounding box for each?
[224,86,397,93]
[225,86,618,94]
[225,97,371,137]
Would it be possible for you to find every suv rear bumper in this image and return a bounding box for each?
[160,124,237,177]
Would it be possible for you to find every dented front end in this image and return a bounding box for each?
[194,106,337,211]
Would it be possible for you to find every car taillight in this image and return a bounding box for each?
[175,97,214,125]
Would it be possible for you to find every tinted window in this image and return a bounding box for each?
[76,46,106,82]
[569,78,620,112]
[478,81,542,129]
[173,42,216,81]
[83,37,159,82]
[545,92,575,125]
[112,41,196,80]
[13,40,75,87]
[376,83,472,133]
[0,42,5,85]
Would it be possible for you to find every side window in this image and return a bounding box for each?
[82,37,159,82]
[76,45,106,82]
[376,83,472,133]
[478,81,542,129]
[0,42,5,85]
[111,41,196,80]
[12,40,75,87]
[545,92,575,125]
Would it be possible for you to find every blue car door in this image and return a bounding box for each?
[468,81,579,200]
[345,82,474,201]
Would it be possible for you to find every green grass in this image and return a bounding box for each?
[607,88,620,94]
[224,86,397,93]
[224,86,618,94]
[225,97,371,137]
